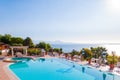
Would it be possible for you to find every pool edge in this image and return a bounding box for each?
[4,63,20,80]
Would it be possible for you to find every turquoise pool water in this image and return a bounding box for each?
[9,58,120,80]
[11,57,31,61]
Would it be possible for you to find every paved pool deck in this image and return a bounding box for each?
[0,60,19,80]
[0,55,53,80]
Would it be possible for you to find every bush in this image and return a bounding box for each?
[107,55,118,65]
[70,49,78,56]
[28,48,41,56]
[81,48,92,60]
[12,43,23,46]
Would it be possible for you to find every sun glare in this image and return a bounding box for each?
[104,44,120,56]
[106,0,120,11]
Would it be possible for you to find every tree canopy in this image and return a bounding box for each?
[70,49,79,56]
[36,42,51,51]
[23,37,34,48]
[0,34,35,47]
[90,47,108,58]
[0,34,12,44]
[11,37,24,46]
[82,48,92,60]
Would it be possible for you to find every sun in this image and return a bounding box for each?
[106,0,120,11]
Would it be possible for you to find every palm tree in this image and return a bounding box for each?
[83,48,92,64]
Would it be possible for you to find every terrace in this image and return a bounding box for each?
[0,53,120,80]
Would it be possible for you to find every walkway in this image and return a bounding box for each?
[0,61,19,80]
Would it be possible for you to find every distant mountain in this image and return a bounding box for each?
[33,40,65,44]
[33,40,120,45]
[47,40,65,44]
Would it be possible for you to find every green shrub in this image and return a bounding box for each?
[28,48,41,56]
[107,55,118,65]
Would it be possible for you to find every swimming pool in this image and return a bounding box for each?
[11,57,31,61]
[9,58,120,80]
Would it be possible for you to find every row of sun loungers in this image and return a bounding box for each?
[49,52,120,75]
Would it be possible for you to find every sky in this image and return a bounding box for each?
[0,0,120,43]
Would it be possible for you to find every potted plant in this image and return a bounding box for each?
[109,61,114,71]
[65,53,68,59]
[87,56,92,64]
[107,52,116,71]
[70,53,74,61]
[70,49,77,61]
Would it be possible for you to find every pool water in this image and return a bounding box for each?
[9,58,120,80]
[11,57,31,61]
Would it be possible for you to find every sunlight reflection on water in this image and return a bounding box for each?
[104,44,120,56]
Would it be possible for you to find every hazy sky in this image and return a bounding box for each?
[0,0,120,43]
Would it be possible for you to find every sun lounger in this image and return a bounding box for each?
[16,52,23,57]
[0,56,5,60]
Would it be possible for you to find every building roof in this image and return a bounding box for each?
[0,42,9,46]
[0,42,5,45]
[10,46,29,49]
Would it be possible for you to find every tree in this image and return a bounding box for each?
[45,43,51,52]
[1,34,12,45]
[0,34,2,42]
[90,47,96,58]
[70,49,78,56]
[36,42,51,51]
[118,56,120,62]
[107,53,118,70]
[36,42,46,49]
[81,48,92,64]
[28,48,41,56]
[11,37,24,46]
[53,48,63,56]
[59,48,63,56]
[90,47,107,59]
[23,37,34,48]
[80,48,92,60]
[70,49,78,60]
[36,42,51,55]
[53,48,60,53]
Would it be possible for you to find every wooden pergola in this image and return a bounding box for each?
[10,46,28,56]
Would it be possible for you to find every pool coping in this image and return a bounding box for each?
[4,63,20,80]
